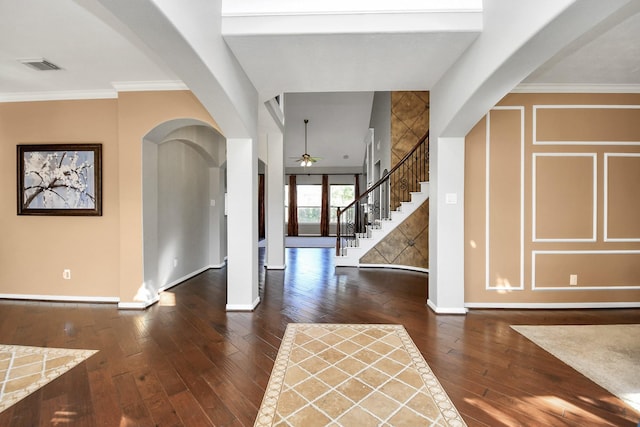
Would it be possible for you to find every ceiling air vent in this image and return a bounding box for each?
[20,58,62,71]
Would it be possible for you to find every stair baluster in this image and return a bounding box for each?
[336,130,429,258]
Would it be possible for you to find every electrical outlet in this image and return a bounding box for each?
[173,258,178,268]
[63,269,71,280]
[569,274,578,286]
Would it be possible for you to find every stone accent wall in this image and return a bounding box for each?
[390,91,429,210]
[360,91,430,270]
[360,199,429,269]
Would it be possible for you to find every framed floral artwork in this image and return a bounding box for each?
[17,143,102,216]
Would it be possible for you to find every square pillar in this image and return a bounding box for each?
[266,133,286,269]
[428,136,467,314]
[226,137,260,310]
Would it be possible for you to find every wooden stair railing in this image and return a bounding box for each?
[336,130,429,256]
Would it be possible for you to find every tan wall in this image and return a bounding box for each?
[116,91,218,304]
[0,99,120,298]
[0,91,218,303]
[465,93,640,304]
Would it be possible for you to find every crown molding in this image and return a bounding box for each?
[0,80,188,103]
[0,89,117,103]
[112,80,188,92]
[513,83,640,94]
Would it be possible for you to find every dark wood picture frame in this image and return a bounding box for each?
[17,143,102,216]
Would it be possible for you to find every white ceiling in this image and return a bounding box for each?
[523,9,640,86]
[1,0,639,169]
[283,92,375,168]
[0,0,180,98]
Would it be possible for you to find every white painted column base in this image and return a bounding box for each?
[226,297,261,311]
[427,299,468,315]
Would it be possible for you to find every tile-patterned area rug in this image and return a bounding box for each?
[255,324,466,426]
[0,344,97,413]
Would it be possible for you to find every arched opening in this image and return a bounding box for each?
[141,118,227,303]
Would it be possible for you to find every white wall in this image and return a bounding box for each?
[143,123,226,302]
[209,166,227,267]
[157,140,211,285]
[369,91,391,175]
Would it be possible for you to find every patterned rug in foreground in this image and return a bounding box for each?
[0,344,97,413]
[255,324,466,426]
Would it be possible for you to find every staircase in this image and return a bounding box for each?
[334,131,429,268]
[334,182,429,267]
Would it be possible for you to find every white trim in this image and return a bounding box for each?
[465,302,640,309]
[532,153,597,242]
[513,83,640,94]
[157,266,210,294]
[122,266,216,310]
[226,297,261,311]
[0,90,117,103]
[358,264,429,274]
[222,11,482,36]
[426,299,468,314]
[118,300,148,310]
[112,80,188,92]
[0,294,118,303]
[604,153,640,242]
[485,113,491,289]
[0,80,188,103]
[533,105,640,146]
[118,294,160,310]
[266,264,286,270]
[485,107,525,291]
[209,262,226,269]
[531,250,640,291]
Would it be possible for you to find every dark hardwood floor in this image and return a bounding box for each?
[0,247,638,426]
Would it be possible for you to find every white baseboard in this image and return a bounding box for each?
[0,293,118,304]
[226,297,261,312]
[465,302,640,309]
[426,299,468,314]
[210,262,226,269]
[358,264,429,274]
[157,266,212,294]
[118,296,160,310]
[266,264,286,270]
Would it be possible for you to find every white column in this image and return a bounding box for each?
[428,136,467,314]
[226,137,260,311]
[266,133,286,269]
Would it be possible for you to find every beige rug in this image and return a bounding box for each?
[0,344,97,413]
[255,323,466,426]
[511,324,640,413]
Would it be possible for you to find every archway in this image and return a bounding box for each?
[140,118,227,302]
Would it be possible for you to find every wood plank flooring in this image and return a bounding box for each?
[0,247,638,426]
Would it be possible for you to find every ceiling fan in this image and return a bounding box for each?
[290,119,321,167]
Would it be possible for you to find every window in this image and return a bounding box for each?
[297,185,322,223]
[330,185,355,222]
[285,184,322,223]
[285,183,355,223]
